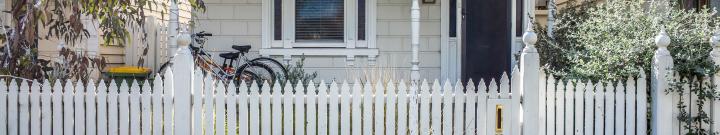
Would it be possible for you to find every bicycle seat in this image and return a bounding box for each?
[219,52,240,59]
[232,45,251,53]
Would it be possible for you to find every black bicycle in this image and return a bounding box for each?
[158,31,287,85]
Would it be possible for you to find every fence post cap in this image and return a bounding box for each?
[522,22,538,45]
[655,28,670,48]
[177,32,191,47]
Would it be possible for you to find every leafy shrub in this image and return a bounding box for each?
[537,0,719,81]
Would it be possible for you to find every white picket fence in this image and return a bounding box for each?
[0,69,526,135]
[540,73,649,135]
[5,24,720,135]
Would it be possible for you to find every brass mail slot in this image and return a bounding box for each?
[496,104,503,135]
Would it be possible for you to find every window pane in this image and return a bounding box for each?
[358,0,366,40]
[295,0,345,42]
[450,0,456,37]
[274,0,282,40]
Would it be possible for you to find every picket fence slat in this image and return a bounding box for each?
[352,81,362,135]
[97,81,109,135]
[141,80,151,135]
[397,81,408,135]
[637,73,648,135]
[261,81,272,135]
[284,81,295,135]
[204,77,215,135]
[430,80,442,135]
[477,79,487,135]
[130,81,141,135]
[294,81,305,135]
[41,80,52,135]
[317,81,329,135]
[119,81,130,135]
[594,83,605,135]
[29,81,40,135]
[565,81,574,135]
[386,81,397,135]
[672,74,681,135]
[52,80,64,135]
[442,80,453,135]
[546,77,556,135]
[616,82,626,135]
[328,81,340,135]
[228,82,238,135]
[0,79,6,135]
[376,81,386,135]
[163,71,174,135]
[465,81,477,135]
[19,80,29,135]
[583,82,594,135]
[338,81,350,135]
[604,82,615,135]
[273,81,283,135]
[156,74,168,135]
[397,80,408,135]
[361,81,372,135]
[239,82,250,135]
[419,80,430,135]
[574,82,585,135]
[307,81,318,135]
[215,82,226,135]
[556,80,565,135]
[626,77,637,135]
[64,80,76,135]
[408,81,419,135]
[249,82,259,135]
[453,80,465,135]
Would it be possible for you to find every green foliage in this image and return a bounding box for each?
[538,0,719,81]
[0,0,206,80]
[284,56,317,86]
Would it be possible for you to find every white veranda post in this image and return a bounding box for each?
[411,0,421,82]
[168,0,179,57]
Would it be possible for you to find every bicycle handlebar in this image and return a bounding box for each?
[194,31,213,37]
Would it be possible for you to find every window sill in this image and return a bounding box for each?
[259,48,379,66]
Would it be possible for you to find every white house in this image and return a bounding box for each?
[187,0,543,81]
[17,0,551,81]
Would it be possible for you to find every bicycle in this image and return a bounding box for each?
[157,31,287,85]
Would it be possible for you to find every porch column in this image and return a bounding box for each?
[168,1,179,56]
[411,0,421,82]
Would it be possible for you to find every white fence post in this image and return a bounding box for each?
[521,22,541,135]
[651,28,673,135]
[709,29,720,133]
[173,32,193,135]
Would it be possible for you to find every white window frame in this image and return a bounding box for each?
[261,0,378,65]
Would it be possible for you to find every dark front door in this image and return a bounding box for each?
[462,0,512,82]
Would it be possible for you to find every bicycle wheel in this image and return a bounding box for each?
[236,61,276,86]
[248,57,288,81]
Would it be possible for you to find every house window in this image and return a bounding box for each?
[269,0,373,48]
[295,0,345,42]
[358,0,366,40]
[274,0,282,40]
